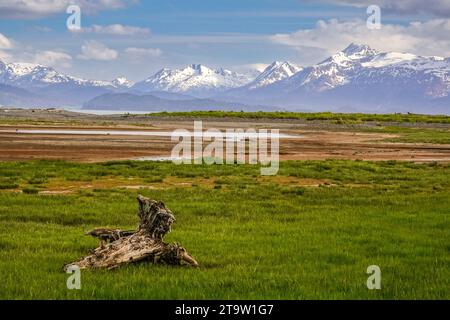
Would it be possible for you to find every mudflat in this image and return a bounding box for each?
[0,108,449,162]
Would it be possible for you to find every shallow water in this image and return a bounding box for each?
[65,107,156,115]
[9,129,301,139]
[133,156,190,161]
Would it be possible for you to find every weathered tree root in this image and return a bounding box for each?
[85,228,136,248]
[64,195,198,270]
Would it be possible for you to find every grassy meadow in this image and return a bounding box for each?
[149,111,450,124]
[0,160,448,299]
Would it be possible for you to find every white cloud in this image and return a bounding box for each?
[78,41,118,61]
[0,33,13,49]
[315,0,450,17]
[233,63,269,73]
[124,47,162,59]
[270,19,450,59]
[75,24,150,36]
[0,0,137,19]
[0,50,11,61]
[28,50,73,68]
[0,33,13,61]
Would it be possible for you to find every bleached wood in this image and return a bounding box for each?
[64,195,198,270]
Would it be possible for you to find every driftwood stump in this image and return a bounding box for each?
[64,195,198,270]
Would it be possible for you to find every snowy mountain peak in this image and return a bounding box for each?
[271,61,300,73]
[0,60,82,87]
[247,61,302,89]
[188,64,213,74]
[111,76,133,88]
[341,43,378,58]
[321,44,379,67]
[6,62,45,76]
[2,61,65,80]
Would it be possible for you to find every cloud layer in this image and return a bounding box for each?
[78,41,118,61]
[124,47,162,59]
[76,24,150,36]
[314,0,450,18]
[271,19,450,59]
[0,0,136,18]
[25,50,73,68]
[0,33,13,49]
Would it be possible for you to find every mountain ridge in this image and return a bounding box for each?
[82,92,279,112]
[1,43,450,114]
[131,64,254,98]
[217,43,450,114]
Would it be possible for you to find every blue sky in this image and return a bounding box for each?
[1,1,361,34]
[0,0,448,81]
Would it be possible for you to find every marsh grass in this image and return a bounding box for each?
[369,126,450,144]
[0,160,448,299]
[148,111,450,124]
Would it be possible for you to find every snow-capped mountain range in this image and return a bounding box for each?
[0,60,134,106]
[219,44,450,113]
[1,43,450,114]
[132,64,253,97]
[0,60,132,89]
[287,43,450,96]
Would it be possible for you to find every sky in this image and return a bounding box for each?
[0,0,449,81]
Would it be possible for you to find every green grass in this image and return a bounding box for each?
[0,160,449,299]
[367,126,450,144]
[147,111,450,124]
[0,116,118,127]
